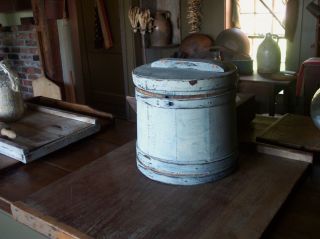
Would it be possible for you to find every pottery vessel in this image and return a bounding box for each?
[215,28,251,57]
[150,11,172,47]
[0,61,24,122]
[257,33,281,74]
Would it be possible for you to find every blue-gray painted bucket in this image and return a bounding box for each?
[133,58,238,185]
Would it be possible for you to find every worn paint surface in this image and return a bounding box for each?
[150,58,225,72]
[133,58,238,185]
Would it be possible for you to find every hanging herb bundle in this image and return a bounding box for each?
[128,7,153,35]
[187,0,202,34]
[128,6,140,33]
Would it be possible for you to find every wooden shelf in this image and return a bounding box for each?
[140,0,181,63]
[147,44,180,49]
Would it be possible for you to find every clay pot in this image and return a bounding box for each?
[257,33,281,74]
[150,11,172,47]
[178,33,214,58]
[215,28,251,56]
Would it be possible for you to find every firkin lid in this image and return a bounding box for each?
[132,58,237,95]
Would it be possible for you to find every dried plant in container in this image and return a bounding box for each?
[128,6,140,33]
[138,9,152,35]
[187,0,202,34]
[128,6,153,63]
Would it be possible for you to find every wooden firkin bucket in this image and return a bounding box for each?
[133,58,238,185]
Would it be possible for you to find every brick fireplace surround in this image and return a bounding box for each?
[0,24,42,98]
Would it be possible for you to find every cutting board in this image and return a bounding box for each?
[32,77,62,100]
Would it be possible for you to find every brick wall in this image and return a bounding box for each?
[0,25,42,98]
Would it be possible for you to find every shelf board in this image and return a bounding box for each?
[147,44,180,49]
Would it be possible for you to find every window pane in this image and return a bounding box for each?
[273,0,286,13]
[255,14,273,34]
[256,0,270,14]
[240,14,256,34]
[272,20,285,35]
[278,39,287,62]
[239,0,255,13]
[239,0,287,69]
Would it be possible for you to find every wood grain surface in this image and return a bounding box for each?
[0,105,101,163]
[262,160,320,239]
[27,97,114,127]
[257,114,320,152]
[0,118,134,213]
[0,156,20,172]
[13,141,308,239]
[238,115,277,144]
[0,161,68,203]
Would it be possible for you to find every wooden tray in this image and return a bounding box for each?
[256,114,320,153]
[0,103,101,163]
[11,141,309,239]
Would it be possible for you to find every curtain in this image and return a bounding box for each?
[285,0,299,41]
[231,0,241,28]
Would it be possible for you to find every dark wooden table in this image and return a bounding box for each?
[0,114,319,239]
[11,141,308,239]
[239,73,296,116]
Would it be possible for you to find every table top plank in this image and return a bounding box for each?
[0,156,20,172]
[0,161,68,203]
[262,160,320,239]
[240,73,296,85]
[14,141,308,239]
[43,137,118,172]
[94,119,136,146]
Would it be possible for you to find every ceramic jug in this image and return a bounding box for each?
[0,61,24,122]
[257,33,281,74]
[150,10,172,47]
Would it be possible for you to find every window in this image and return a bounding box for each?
[238,0,287,70]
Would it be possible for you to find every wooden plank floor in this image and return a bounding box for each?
[12,141,308,239]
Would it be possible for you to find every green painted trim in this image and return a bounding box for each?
[0,210,48,239]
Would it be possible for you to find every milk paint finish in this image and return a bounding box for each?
[133,58,238,185]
